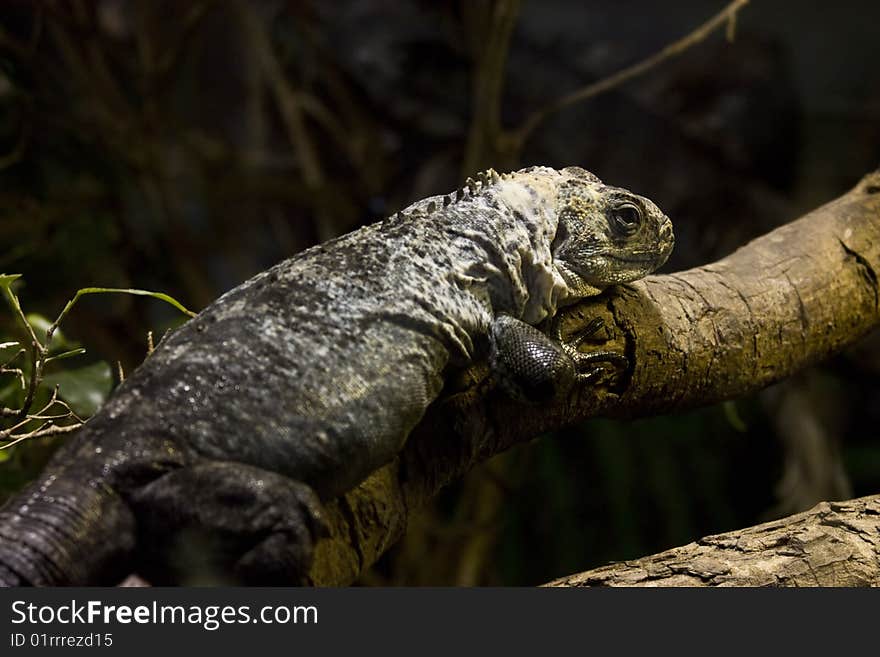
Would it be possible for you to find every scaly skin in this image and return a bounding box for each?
[0,166,673,585]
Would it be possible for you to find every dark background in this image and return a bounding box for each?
[1,0,878,585]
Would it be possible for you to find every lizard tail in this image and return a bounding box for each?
[0,463,136,586]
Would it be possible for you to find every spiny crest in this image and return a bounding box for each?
[459,167,502,200]
[392,167,506,222]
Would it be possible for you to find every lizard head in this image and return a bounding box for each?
[550,166,674,295]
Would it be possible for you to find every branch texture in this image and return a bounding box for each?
[309,172,880,585]
[546,494,880,586]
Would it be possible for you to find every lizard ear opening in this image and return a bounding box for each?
[550,212,572,255]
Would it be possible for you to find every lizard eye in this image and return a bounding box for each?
[609,202,642,236]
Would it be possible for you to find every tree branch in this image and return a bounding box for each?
[545,494,880,587]
[308,171,880,585]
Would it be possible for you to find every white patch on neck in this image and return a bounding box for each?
[493,179,538,216]
[491,172,572,324]
[493,171,559,217]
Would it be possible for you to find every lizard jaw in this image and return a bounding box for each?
[555,261,605,299]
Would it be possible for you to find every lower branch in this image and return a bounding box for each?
[546,494,880,587]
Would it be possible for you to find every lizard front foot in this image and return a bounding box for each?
[490,314,628,402]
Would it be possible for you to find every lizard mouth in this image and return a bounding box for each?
[602,252,660,265]
[555,262,599,291]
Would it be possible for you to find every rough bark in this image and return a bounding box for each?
[545,495,880,587]
[308,171,880,585]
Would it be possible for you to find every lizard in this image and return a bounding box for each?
[0,165,673,586]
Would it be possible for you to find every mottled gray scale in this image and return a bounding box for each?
[144,167,669,499]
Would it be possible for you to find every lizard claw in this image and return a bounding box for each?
[551,315,606,347]
[572,351,629,386]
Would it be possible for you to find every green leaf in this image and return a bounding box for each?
[54,287,197,329]
[0,274,21,292]
[44,347,86,364]
[42,361,113,417]
[24,313,52,336]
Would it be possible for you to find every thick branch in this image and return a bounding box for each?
[309,172,880,585]
[545,494,880,586]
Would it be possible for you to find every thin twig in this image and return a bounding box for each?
[507,0,750,149]
[2,369,27,390]
[0,422,81,450]
[1,279,45,419]
[26,412,79,421]
[0,347,25,370]
[1,281,42,353]
[15,342,40,422]
[239,3,323,188]
[0,386,84,447]
[50,396,85,424]
[237,2,348,240]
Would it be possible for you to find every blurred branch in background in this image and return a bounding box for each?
[461,0,521,175]
[507,0,750,150]
[460,0,751,173]
[761,373,853,519]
